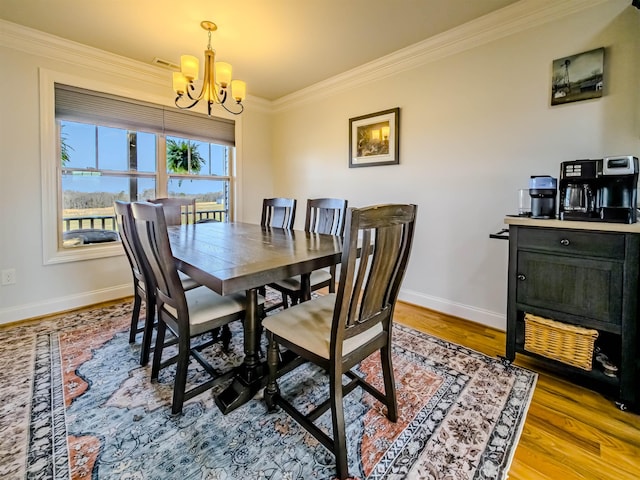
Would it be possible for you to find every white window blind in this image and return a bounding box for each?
[55,84,235,146]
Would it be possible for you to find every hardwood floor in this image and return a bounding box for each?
[394,301,640,480]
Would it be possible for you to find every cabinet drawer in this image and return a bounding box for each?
[518,228,625,259]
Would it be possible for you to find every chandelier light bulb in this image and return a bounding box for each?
[180,55,199,82]
[215,62,232,88]
[231,80,246,103]
[172,72,188,94]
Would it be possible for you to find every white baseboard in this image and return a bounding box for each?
[0,284,506,332]
[398,288,506,332]
[0,284,132,326]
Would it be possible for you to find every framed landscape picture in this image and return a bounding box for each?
[551,47,604,106]
[349,108,399,168]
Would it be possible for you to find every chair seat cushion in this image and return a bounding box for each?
[262,293,382,359]
[272,269,332,291]
[165,287,265,335]
[139,272,199,293]
[178,271,200,291]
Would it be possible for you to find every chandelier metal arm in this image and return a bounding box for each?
[220,98,244,115]
[175,94,200,110]
[184,83,204,102]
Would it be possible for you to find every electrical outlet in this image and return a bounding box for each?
[1,269,16,285]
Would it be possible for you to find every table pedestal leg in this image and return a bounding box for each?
[215,288,266,414]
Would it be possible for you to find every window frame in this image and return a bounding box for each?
[40,68,243,265]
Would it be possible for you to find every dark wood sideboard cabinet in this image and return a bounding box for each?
[505,219,639,410]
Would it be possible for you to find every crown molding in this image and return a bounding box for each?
[272,0,610,113]
[0,19,169,86]
[0,0,611,115]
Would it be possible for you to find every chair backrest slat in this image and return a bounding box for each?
[347,228,370,321]
[261,198,297,229]
[360,225,404,319]
[149,197,196,225]
[332,204,417,346]
[305,198,348,236]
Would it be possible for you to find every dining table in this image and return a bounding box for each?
[167,221,343,414]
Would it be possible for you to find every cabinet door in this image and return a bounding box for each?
[516,251,623,325]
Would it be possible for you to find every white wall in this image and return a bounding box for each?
[236,106,275,223]
[0,24,274,323]
[271,0,640,329]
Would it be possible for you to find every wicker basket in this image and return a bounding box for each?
[524,313,598,371]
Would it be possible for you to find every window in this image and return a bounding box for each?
[165,136,231,223]
[60,123,157,247]
[55,84,235,250]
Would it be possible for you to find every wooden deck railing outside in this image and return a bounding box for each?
[62,209,228,232]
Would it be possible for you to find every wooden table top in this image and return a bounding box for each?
[168,222,343,295]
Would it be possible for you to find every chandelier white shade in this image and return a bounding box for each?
[172,21,246,116]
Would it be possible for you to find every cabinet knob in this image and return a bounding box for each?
[517,274,526,281]
[560,238,570,246]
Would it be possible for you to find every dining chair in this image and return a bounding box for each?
[261,197,297,229]
[149,197,197,225]
[262,203,417,480]
[149,198,236,347]
[131,201,264,414]
[268,198,348,309]
[114,201,200,366]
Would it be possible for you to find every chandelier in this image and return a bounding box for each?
[172,21,246,116]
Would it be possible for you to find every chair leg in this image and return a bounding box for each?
[328,266,337,293]
[281,292,289,309]
[220,324,232,351]
[172,336,191,415]
[129,293,142,343]
[151,317,166,380]
[211,326,221,340]
[264,332,280,411]
[139,294,156,366]
[380,344,398,422]
[330,368,349,480]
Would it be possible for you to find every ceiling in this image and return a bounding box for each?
[0,0,520,101]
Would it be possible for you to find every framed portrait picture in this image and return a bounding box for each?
[551,47,604,106]
[349,108,399,168]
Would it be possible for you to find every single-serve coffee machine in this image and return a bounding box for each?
[529,175,557,219]
[559,156,639,223]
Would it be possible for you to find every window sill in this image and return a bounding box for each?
[45,242,124,265]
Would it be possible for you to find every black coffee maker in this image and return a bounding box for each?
[559,156,638,223]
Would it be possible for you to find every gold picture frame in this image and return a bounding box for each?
[349,108,399,168]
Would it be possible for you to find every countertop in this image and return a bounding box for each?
[504,216,640,233]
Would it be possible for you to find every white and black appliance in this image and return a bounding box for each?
[559,156,638,223]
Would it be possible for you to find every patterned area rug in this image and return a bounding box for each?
[0,297,536,480]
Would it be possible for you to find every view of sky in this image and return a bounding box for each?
[61,121,228,198]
